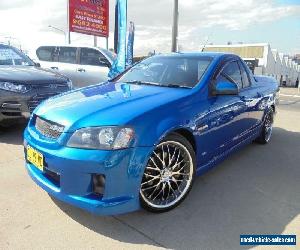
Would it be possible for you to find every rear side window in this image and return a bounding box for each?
[220,61,243,89]
[36,46,55,62]
[239,63,251,88]
[80,48,109,66]
[58,47,77,64]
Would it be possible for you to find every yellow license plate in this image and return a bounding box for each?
[27,146,44,171]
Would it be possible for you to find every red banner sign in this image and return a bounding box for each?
[69,0,109,37]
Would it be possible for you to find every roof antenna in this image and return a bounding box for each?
[201,35,210,52]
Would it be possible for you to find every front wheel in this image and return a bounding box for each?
[140,133,196,213]
[256,109,274,144]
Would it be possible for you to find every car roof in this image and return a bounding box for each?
[154,51,237,59]
[36,44,109,52]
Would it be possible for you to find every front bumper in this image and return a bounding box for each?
[24,126,154,215]
[0,88,68,123]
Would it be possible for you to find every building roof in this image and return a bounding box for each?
[203,43,270,59]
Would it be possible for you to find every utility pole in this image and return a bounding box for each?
[67,0,71,44]
[48,25,67,44]
[171,0,179,52]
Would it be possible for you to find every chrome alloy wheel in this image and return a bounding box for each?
[264,112,273,142]
[140,141,194,209]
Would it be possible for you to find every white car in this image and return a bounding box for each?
[34,46,116,88]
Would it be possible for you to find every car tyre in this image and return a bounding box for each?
[140,133,196,213]
[256,108,274,144]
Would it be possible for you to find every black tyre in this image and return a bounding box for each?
[140,133,196,213]
[256,108,274,144]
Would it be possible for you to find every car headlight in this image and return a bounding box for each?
[67,127,135,150]
[0,82,30,93]
[67,79,73,90]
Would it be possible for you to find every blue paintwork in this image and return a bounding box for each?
[24,52,279,215]
[215,81,239,95]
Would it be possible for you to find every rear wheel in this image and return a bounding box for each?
[256,109,274,144]
[140,133,196,213]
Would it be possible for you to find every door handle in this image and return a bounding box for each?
[77,68,86,72]
[51,66,58,70]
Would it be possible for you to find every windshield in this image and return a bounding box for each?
[0,46,35,66]
[117,55,212,88]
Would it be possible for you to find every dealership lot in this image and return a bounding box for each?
[0,88,299,250]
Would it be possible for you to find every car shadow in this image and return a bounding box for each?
[0,121,27,145]
[52,127,300,249]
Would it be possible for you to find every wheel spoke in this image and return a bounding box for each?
[169,147,178,166]
[150,157,161,170]
[167,144,172,167]
[141,176,160,186]
[172,159,185,171]
[167,181,177,198]
[153,187,163,201]
[146,166,160,172]
[161,182,167,200]
[148,181,162,198]
[174,148,181,166]
[170,177,180,190]
[153,151,165,167]
[172,163,187,175]
[162,144,166,165]
[144,173,159,178]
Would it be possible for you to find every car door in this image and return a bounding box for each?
[53,46,79,81]
[204,60,249,156]
[75,48,110,88]
[238,60,264,129]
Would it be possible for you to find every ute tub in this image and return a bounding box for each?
[24,127,154,215]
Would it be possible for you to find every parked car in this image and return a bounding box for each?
[24,52,279,215]
[0,44,72,127]
[33,45,115,88]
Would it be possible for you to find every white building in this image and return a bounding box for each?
[272,49,283,83]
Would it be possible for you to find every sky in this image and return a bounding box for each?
[0,0,299,56]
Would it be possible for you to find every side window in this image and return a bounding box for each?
[218,61,242,89]
[36,46,55,62]
[239,63,251,88]
[58,47,77,64]
[80,48,109,66]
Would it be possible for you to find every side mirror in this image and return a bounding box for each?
[35,62,41,68]
[214,81,238,95]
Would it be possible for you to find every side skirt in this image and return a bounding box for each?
[196,128,261,176]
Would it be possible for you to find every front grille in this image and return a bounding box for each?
[35,116,64,139]
[27,93,58,113]
[31,83,68,89]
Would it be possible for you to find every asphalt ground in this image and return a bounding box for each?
[0,87,299,250]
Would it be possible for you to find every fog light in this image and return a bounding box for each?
[92,174,106,195]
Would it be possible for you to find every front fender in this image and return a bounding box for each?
[133,114,194,147]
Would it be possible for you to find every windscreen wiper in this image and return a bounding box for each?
[125,80,160,86]
[125,81,192,89]
[165,84,192,89]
